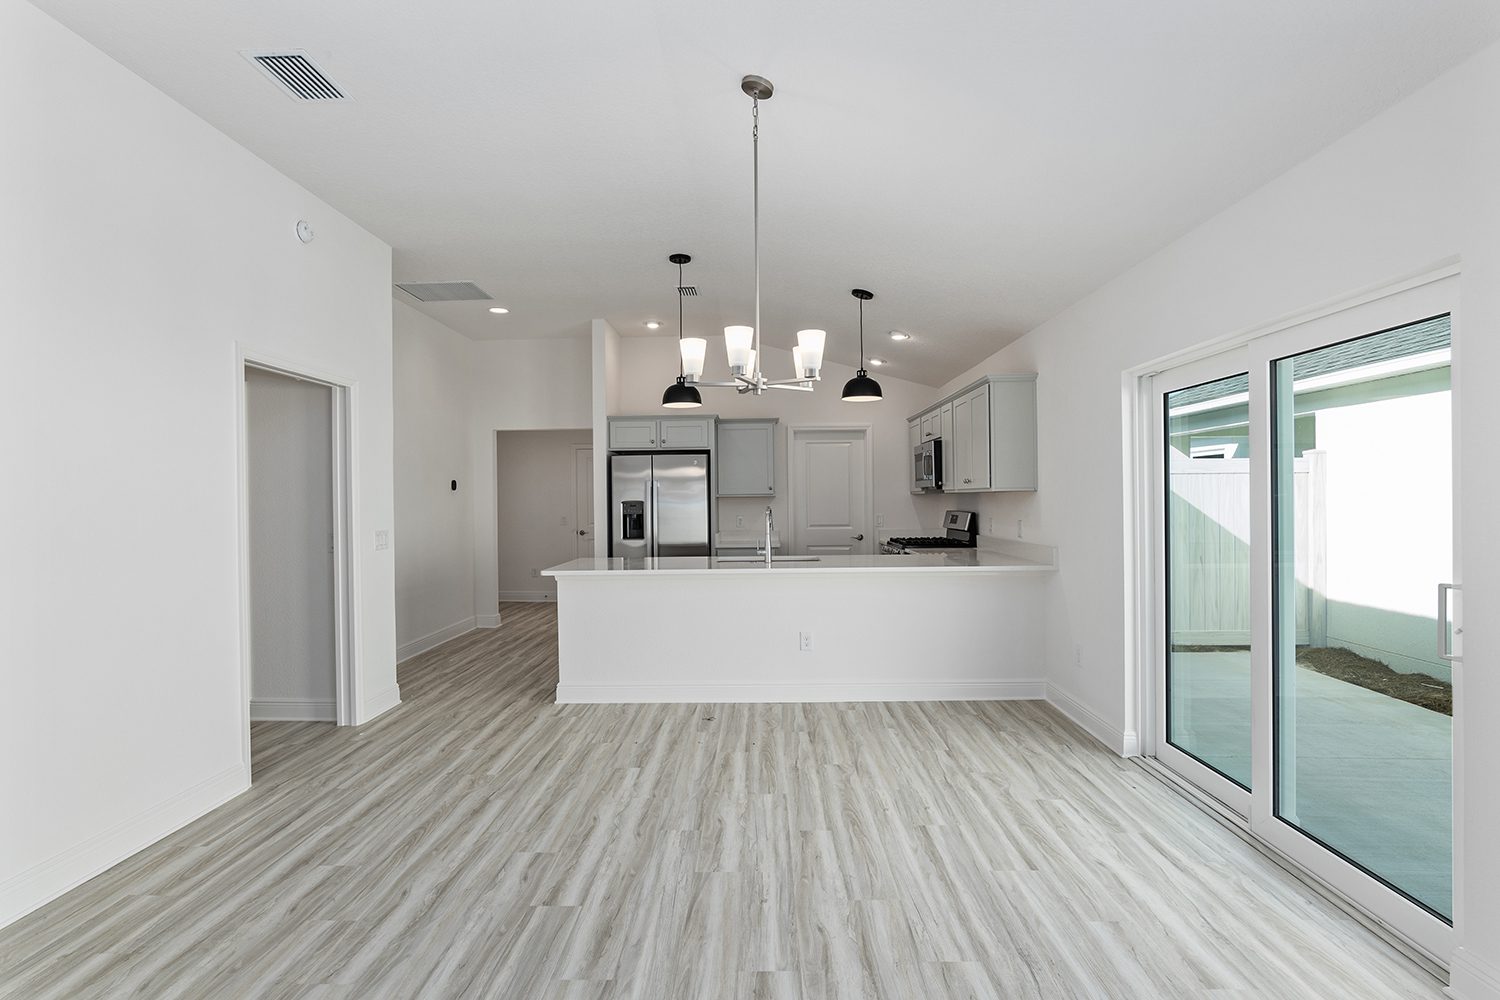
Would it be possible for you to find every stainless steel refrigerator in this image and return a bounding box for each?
[609,452,711,558]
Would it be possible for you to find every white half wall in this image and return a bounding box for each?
[912,39,1500,992]
[554,571,1046,703]
[394,299,477,659]
[0,0,397,928]
[246,368,336,720]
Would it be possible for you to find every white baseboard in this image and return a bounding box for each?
[249,698,335,721]
[0,764,247,930]
[476,614,501,628]
[360,684,401,724]
[497,591,554,603]
[397,616,477,662]
[556,679,1046,704]
[1452,947,1500,1000]
[1046,682,1135,757]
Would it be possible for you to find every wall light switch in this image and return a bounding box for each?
[875,513,886,528]
[798,631,813,652]
[374,530,390,551]
[560,515,569,526]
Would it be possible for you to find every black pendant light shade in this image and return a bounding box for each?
[842,288,883,403]
[841,370,883,402]
[662,376,703,408]
[661,252,703,408]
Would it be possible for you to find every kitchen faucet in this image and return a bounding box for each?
[764,506,774,567]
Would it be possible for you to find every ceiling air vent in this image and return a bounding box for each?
[394,281,494,303]
[244,50,346,101]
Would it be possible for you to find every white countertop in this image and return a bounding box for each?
[544,548,1052,576]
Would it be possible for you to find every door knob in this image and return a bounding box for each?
[852,534,864,541]
[577,529,586,536]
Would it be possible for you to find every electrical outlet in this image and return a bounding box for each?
[560,515,569,526]
[374,530,389,551]
[875,513,886,528]
[736,515,745,528]
[1075,645,1083,669]
[531,568,540,578]
[986,516,995,535]
[798,631,814,652]
[1017,519,1024,539]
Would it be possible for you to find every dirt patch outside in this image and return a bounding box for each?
[1295,646,1451,716]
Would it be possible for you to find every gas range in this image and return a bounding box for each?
[881,510,979,554]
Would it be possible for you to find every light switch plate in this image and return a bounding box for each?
[374,530,390,551]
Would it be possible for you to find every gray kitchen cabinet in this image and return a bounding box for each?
[609,417,715,451]
[908,374,1037,493]
[716,419,777,496]
[608,419,659,450]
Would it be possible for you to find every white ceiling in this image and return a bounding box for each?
[34,0,1500,386]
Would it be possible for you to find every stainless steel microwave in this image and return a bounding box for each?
[913,439,942,491]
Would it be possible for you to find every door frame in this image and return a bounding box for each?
[1126,261,1462,966]
[785,424,875,555]
[573,445,594,559]
[236,348,360,770]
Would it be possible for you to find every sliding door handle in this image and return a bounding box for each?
[1438,583,1462,661]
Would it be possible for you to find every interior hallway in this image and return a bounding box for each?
[0,605,1445,999]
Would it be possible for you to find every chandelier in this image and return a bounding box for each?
[661,74,883,407]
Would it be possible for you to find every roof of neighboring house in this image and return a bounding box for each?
[1168,314,1450,408]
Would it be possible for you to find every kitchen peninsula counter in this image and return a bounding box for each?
[542,540,1054,704]
[543,547,1052,576]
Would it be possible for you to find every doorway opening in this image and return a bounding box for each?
[494,429,593,604]
[239,357,358,779]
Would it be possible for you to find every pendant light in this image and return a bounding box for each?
[667,75,826,398]
[661,253,704,409]
[841,288,883,402]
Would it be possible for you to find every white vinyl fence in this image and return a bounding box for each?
[1169,452,1326,646]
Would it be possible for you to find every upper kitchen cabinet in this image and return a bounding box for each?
[608,416,715,451]
[911,374,1037,493]
[716,418,777,496]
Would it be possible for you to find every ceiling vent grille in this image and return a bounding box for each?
[394,281,494,302]
[244,50,345,101]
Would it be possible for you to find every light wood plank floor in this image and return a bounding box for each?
[1,603,1445,999]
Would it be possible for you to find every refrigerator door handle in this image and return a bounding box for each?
[650,478,660,558]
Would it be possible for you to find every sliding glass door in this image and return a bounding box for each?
[1155,351,1253,814]
[1151,275,1458,957]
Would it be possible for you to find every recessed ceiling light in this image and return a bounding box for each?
[889,331,910,341]
[645,320,661,330]
[869,357,887,366]
[488,307,509,314]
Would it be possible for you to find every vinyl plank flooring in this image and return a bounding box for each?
[0,603,1446,1000]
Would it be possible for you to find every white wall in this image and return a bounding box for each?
[914,40,1500,995]
[611,337,932,540]
[246,368,336,720]
[393,300,477,659]
[0,0,397,928]
[468,335,594,624]
[496,430,593,599]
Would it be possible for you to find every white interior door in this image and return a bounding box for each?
[790,428,870,555]
[574,447,593,559]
